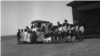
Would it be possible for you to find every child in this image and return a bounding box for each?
[23,29,28,43]
[17,29,21,43]
[79,25,84,41]
[27,31,31,43]
[20,29,24,43]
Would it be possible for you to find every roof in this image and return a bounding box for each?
[31,20,50,24]
[77,2,100,11]
[67,1,88,6]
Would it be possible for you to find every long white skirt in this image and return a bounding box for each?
[27,34,31,42]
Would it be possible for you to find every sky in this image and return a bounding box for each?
[1,1,73,36]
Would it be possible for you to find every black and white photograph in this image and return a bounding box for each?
[1,0,100,56]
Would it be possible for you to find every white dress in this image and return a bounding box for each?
[20,32,24,41]
[27,33,31,42]
[24,32,28,42]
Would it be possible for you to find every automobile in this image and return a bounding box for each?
[31,20,50,43]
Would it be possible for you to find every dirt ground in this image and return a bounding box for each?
[1,36,100,56]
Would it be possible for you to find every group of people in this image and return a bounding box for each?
[17,19,84,44]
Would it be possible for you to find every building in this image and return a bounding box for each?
[67,1,100,35]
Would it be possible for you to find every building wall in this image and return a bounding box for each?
[79,8,100,35]
[72,5,100,35]
[71,3,87,24]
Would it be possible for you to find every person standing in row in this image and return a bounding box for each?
[75,24,80,41]
[26,26,30,32]
[17,29,21,43]
[44,23,49,34]
[24,29,28,43]
[63,19,68,26]
[79,24,84,41]
[32,26,38,32]
[27,31,31,43]
[20,29,24,43]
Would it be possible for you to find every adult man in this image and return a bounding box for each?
[63,19,68,26]
[62,23,68,42]
[48,23,53,31]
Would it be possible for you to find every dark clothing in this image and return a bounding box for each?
[71,29,76,37]
[62,31,67,38]
[63,23,67,26]
[26,28,30,32]
[32,31,38,43]
[79,30,84,41]
[30,32,34,43]
[75,30,80,41]
[17,32,21,42]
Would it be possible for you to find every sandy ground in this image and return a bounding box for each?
[1,36,100,56]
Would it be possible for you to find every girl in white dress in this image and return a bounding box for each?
[20,29,24,43]
[23,29,28,43]
[27,31,31,43]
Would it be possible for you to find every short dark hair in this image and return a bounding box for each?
[26,26,29,29]
[31,26,33,29]
[64,19,68,22]
[18,29,20,32]
[57,21,60,23]
[21,29,23,32]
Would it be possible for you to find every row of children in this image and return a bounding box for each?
[17,29,32,43]
[17,23,50,44]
